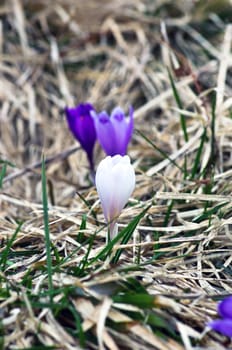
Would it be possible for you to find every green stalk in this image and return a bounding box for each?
[41,155,53,302]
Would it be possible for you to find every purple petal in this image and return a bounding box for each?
[208,319,232,337]
[91,106,134,156]
[91,111,117,156]
[110,107,128,155]
[110,106,134,155]
[218,296,232,319]
[65,103,96,167]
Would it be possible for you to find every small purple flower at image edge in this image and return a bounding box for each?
[65,103,97,172]
[208,295,232,338]
[91,106,134,156]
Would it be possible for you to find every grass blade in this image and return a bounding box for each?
[136,129,183,172]
[168,68,188,142]
[41,155,53,301]
[88,205,151,266]
[113,293,156,308]
[0,163,7,189]
[0,318,4,350]
[190,127,207,180]
[210,91,217,166]
[112,205,151,264]
[0,222,22,270]
[163,200,174,227]
[0,159,15,188]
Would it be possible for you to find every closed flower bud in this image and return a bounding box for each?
[91,106,133,156]
[95,155,135,239]
[65,103,96,171]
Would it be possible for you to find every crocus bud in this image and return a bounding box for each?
[65,103,96,171]
[91,106,133,156]
[96,155,135,239]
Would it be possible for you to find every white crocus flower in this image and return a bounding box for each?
[95,155,135,239]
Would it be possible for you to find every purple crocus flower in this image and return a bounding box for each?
[91,106,133,156]
[208,296,232,337]
[65,103,96,171]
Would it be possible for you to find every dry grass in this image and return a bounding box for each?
[1,0,232,349]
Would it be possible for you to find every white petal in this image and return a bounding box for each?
[111,160,135,212]
[95,155,135,223]
[95,159,115,221]
[111,154,123,165]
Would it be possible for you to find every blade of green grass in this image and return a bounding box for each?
[183,156,187,180]
[163,200,174,227]
[193,202,228,223]
[0,159,15,188]
[68,304,86,348]
[15,346,57,350]
[113,293,156,308]
[0,318,4,350]
[52,242,61,264]
[76,214,87,243]
[88,205,151,266]
[211,90,216,163]
[112,205,151,264]
[146,312,175,334]
[0,163,7,189]
[41,155,53,301]
[202,171,214,214]
[78,231,97,274]
[76,191,98,222]
[123,277,149,294]
[190,127,207,180]
[0,159,15,167]
[0,222,22,270]
[167,68,188,142]
[136,129,183,172]
[52,235,94,274]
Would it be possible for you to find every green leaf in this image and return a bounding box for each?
[41,155,53,301]
[76,214,87,242]
[0,222,22,270]
[136,129,183,172]
[168,68,188,142]
[0,163,7,189]
[190,128,207,179]
[113,293,156,308]
[112,205,151,264]
[88,205,151,265]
